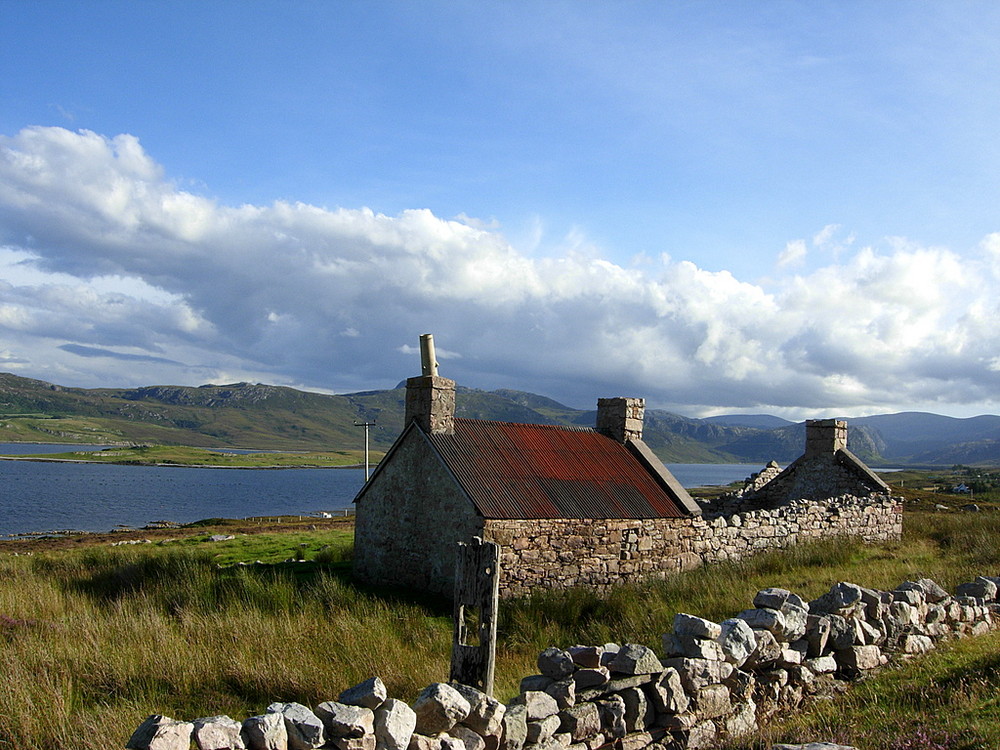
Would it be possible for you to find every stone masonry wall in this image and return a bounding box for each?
[485,493,902,598]
[354,430,483,598]
[128,574,1000,750]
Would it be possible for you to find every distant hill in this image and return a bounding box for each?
[702,414,795,429]
[0,372,997,465]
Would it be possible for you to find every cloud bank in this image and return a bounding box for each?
[1,126,997,418]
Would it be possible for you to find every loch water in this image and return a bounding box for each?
[0,444,761,537]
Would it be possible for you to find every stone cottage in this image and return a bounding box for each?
[352,367,702,598]
[353,361,901,598]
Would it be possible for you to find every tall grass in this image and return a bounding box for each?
[731,630,1000,749]
[2,510,999,749]
[0,547,452,750]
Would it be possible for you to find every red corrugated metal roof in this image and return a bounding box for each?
[426,418,688,520]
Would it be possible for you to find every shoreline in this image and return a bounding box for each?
[0,455,369,470]
[0,514,357,552]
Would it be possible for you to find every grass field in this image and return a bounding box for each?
[1,498,999,749]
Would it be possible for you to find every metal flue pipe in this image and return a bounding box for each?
[419,333,439,377]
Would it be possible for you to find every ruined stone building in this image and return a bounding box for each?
[353,362,901,599]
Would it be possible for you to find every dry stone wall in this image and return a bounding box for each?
[128,574,999,750]
[485,493,901,598]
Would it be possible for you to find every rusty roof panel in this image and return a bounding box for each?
[426,418,687,520]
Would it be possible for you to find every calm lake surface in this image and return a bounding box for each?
[0,444,761,537]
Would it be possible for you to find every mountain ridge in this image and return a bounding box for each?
[0,372,997,465]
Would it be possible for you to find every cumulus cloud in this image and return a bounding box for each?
[0,125,998,416]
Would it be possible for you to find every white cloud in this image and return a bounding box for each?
[777,239,807,268]
[0,125,998,416]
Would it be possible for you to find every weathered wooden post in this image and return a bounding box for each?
[450,536,500,695]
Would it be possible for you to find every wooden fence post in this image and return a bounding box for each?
[449,536,500,695]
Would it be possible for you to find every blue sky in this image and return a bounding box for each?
[1,1,999,419]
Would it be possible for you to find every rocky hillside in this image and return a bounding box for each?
[1,372,997,464]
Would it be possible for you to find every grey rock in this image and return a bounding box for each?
[655,712,697,730]
[538,647,576,680]
[374,699,417,750]
[723,668,755,702]
[438,737,464,750]
[805,614,831,658]
[596,695,626,739]
[545,678,575,710]
[267,703,324,750]
[451,727,486,750]
[331,735,375,750]
[571,667,610,689]
[780,601,809,641]
[805,655,838,674]
[609,643,662,675]
[737,607,785,636]
[520,690,559,720]
[693,684,730,719]
[520,675,553,693]
[649,667,689,715]
[893,588,924,607]
[619,686,654,732]
[340,676,389,710]
[717,617,756,667]
[835,644,883,673]
[412,683,471,735]
[753,587,792,610]
[407,735,441,750]
[557,702,600,741]
[903,634,934,655]
[826,614,855,650]
[193,716,245,750]
[315,702,375,739]
[889,601,916,628]
[661,657,733,692]
[128,715,195,750]
[743,628,781,670]
[956,577,998,601]
[810,582,863,616]
[617,731,653,750]
[526,715,561,744]
[664,633,725,661]
[241,713,287,750]
[500,704,527,750]
[453,684,506,736]
[672,613,721,640]
[606,673,655,693]
[599,643,620,667]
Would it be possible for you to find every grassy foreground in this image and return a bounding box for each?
[1,509,999,750]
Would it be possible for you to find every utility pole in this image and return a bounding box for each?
[354,420,376,480]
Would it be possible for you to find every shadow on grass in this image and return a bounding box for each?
[56,546,452,619]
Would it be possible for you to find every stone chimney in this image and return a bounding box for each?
[596,397,644,442]
[404,334,455,435]
[804,418,847,457]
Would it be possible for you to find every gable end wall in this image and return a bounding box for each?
[353,430,484,597]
